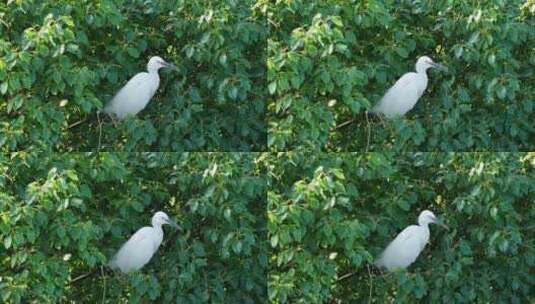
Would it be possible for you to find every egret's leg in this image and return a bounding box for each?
[367,264,374,303]
[365,111,372,152]
[107,112,119,128]
[100,266,107,303]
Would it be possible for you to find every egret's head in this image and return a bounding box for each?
[147,56,178,73]
[418,210,448,229]
[415,56,446,73]
[152,211,181,229]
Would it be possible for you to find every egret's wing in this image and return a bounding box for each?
[376,225,426,270]
[389,225,427,252]
[110,227,156,273]
[114,73,159,101]
[373,72,421,117]
[104,72,159,119]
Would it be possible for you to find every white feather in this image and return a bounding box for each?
[372,56,444,118]
[108,211,179,273]
[375,210,446,271]
[104,72,159,119]
[109,226,163,273]
[372,72,427,118]
[103,56,177,119]
[375,225,429,271]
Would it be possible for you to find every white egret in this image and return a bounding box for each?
[103,56,178,119]
[109,211,181,273]
[375,210,448,271]
[371,56,446,118]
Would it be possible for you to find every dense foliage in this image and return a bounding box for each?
[0,0,266,151]
[268,152,535,303]
[268,0,534,151]
[0,152,266,303]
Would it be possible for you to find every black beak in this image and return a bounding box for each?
[166,218,182,230]
[435,218,449,230]
[432,62,447,71]
[163,62,178,71]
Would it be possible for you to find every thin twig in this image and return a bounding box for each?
[97,111,103,152]
[68,118,87,129]
[336,271,358,282]
[365,111,371,152]
[267,18,278,28]
[70,269,98,284]
[70,265,113,285]
[367,264,373,304]
[335,118,355,130]
[101,266,107,304]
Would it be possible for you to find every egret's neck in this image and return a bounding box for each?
[153,223,164,235]
[148,67,161,74]
[418,220,431,228]
[415,65,429,74]
[150,223,165,250]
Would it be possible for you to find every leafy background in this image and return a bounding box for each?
[0,0,266,152]
[268,0,534,151]
[268,152,535,303]
[0,152,267,303]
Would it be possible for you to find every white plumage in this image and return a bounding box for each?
[109,211,180,273]
[104,56,177,119]
[372,56,445,118]
[375,210,448,271]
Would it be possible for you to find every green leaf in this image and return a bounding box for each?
[396,47,408,58]
[127,47,140,58]
[496,86,507,100]
[398,200,410,211]
[345,98,361,114]
[270,234,278,248]
[232,240,242,254]
[487,54,496,66]
[499,240,509,252]
[219,54,227,65]
[490,207,498,219]
[224,208,232,221]
[268,82,277,95]
[229,87,238,100]
[376,70,386,84]
[4,235,12,249]
[0,82,7,95]
[107,70,118,84]
[331,16,343,27]
[193,242,206,257]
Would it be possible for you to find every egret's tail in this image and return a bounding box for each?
[374,257,384,268]
[107,257,118,270]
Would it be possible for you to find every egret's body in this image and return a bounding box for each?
[375,210,448,271]
[372,56,445,118]
[104,56,177,119]
[109,211,180,273]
